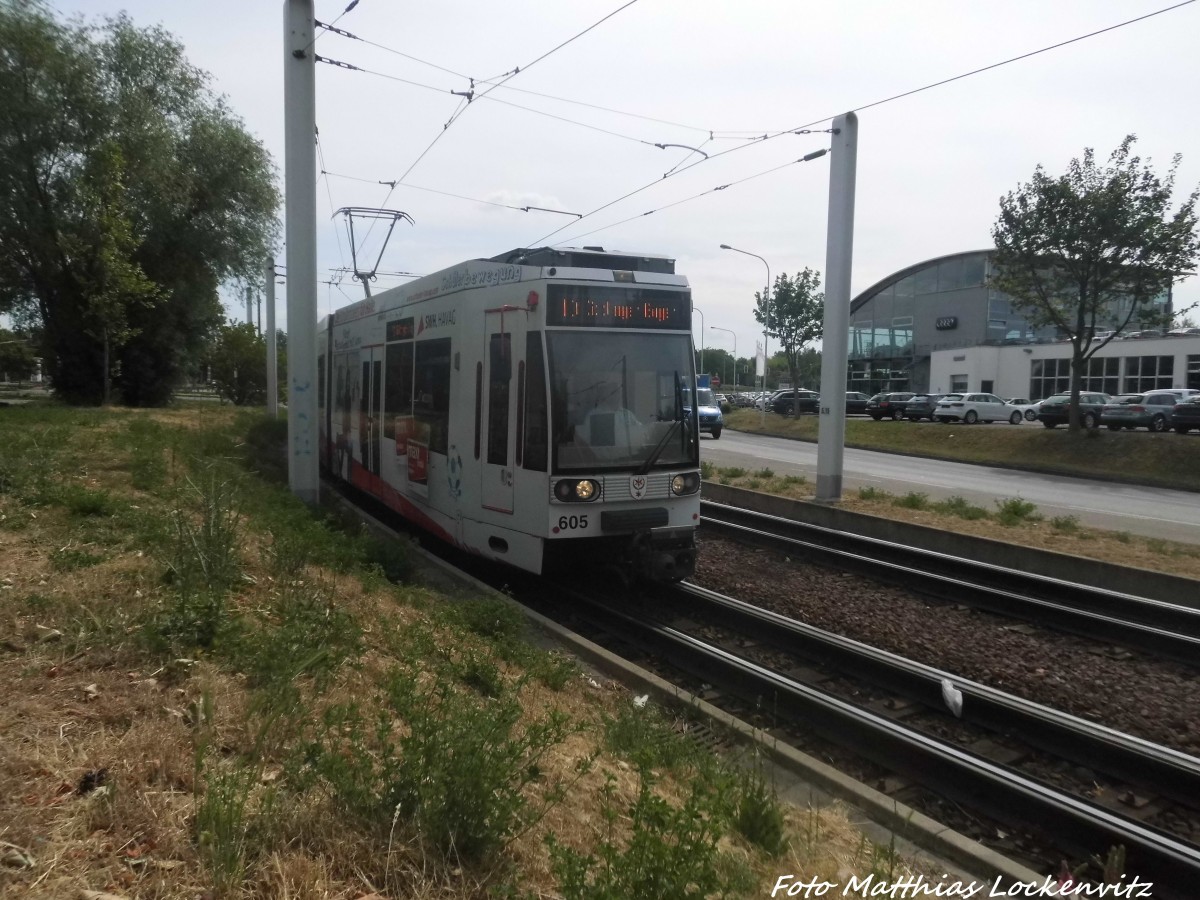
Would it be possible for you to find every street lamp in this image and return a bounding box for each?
[709,326,736,390]
[692,305,705,377]
[720,244,771,423]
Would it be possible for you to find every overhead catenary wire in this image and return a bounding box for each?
[526,0,1198,246]
[322,170,581,218]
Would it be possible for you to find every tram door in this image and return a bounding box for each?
[481,314,524,513]
[359,350,382,477]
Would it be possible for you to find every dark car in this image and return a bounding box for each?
[770,389,820,416]
[1036,392,1112,429]
[866,391,916,420]
[1100,390,1183,432]
[902,394,944,421]
[1172,397,1200,434]
[845,392,871,415]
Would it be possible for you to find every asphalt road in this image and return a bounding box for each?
[701,427,1200,546]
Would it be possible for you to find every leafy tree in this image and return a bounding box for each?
[210,321,267,406]
[0,1,279,405]
[753,269,824,415]
[991,135,1199,430]
[0,328,37,382]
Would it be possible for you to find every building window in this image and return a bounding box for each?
[1188,355,1200,391]
[1124,355,1174,392]
[1030,357,1070,399]
[950,374,968,392]
[1083,356,1119,396]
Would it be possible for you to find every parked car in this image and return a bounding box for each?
[1101,390,1189,432]
[1004,398,1039,422]
[1172,397,1200,433]
[845,392,871,415]
[686,386,723,439]
[933,392,1021,424]
[902,394,945,421]
[866,392,916,420]
[770,389,820,416]
[1036,392,1112,429]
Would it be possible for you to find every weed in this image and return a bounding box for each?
[858,486,891,501]
[994,496,1042,526]
[699,460,715,480]
[934,495,990,520]
[49,544,106,572]
[782,474,807,487]
[745,478,762,490]
[602,699,706,773]
[893,491,929,510]
[755,467,775,478]
[720,466,747,479]
[547,770,736,900]
[57,483,119,517]
[150,586,233,653]
[166,467,243,593]
[456,651,505,698]
[733,764,786,856]
[1112,530,1133,544]
[315,669,582,864]
[449,597,527,643]
[1050,515,1080,533]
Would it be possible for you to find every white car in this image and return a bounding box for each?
[934,392,1024,424]
[1004,398,1039,421]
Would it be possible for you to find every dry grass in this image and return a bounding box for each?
[0,404,949,899]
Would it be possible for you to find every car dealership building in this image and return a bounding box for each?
[847,249,1199,400]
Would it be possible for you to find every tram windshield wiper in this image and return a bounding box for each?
[637,372,689,475]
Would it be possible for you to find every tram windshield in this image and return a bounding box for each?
[547,331,697,471]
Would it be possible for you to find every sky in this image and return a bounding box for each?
[53,0,1200,365]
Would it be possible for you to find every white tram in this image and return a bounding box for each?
[318,246,701,583]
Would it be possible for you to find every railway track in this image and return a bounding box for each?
[563,582,1200,895]
[700,499,1200,664]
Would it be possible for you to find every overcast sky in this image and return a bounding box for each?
[54,0,1200,360]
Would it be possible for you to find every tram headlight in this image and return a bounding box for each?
[554,479,599,502]
[670,472,700,495]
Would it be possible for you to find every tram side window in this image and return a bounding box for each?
[523,331,547,471]
[488,333,512,466]
[414,338,451,455]
[383,342,414,443]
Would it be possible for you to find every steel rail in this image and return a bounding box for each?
[671,581,1200,811]
[700,500,1200,664]
[572,591,1200,894]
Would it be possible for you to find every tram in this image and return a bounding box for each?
[317,246,701,583]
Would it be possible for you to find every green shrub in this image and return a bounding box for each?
[733,765,786,856]
[893,491,929,510]
[857,486,890,501]
[755,468,775,478]
[699,461,715,480]
[720,467,747,479]
[602,700,706,773]
[1050,515,1080,533]
[547,770,736,900]
[994,496,1042,526]
[57,483,119,517]
[935,495,990,521]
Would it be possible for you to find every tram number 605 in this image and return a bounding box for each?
[558,514,589,531]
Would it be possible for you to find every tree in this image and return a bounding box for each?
[0,328,37,382]
[753,269,824,415]
[991,135,1199,430]
[0,1,279,405]
[209,321,268,406]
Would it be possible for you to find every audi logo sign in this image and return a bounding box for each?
[935,316,958,330]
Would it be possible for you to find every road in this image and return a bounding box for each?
[701,429,1200,545]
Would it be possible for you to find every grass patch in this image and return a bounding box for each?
[893,491,929,510]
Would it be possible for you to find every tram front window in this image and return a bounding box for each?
[547,332,696,471]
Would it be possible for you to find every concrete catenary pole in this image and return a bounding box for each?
[284,0,318,503]
[815,112,858,502]
[265,257,278,418]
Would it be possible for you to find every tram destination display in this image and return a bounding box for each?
[546,285,690,329]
